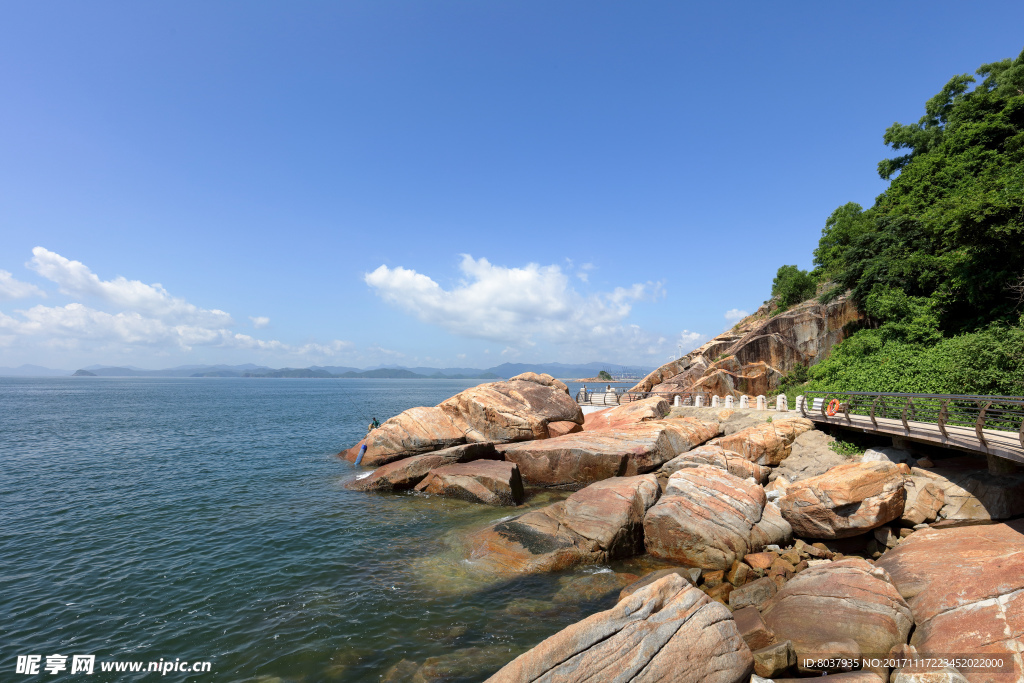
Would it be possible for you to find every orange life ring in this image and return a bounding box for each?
[826,399,840,416]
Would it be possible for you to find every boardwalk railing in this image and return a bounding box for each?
[575,389,711,407]
[800,390,1024,465]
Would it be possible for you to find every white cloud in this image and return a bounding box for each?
[364,255,662,346]
[576,263,595,283]
[724,308,749,322]
[1,248,354,363]
[678,330,705,348]
[0,270,44,300]
[250,316,270,328]
[28,247,232,327]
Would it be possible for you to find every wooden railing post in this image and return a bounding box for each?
[976,401,991,449]
[938,399,949,439]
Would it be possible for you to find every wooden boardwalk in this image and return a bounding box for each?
[803,404,1024,466]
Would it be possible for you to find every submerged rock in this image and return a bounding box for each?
[484,573,753,683]
[344,442,498,492]
[465,475,660,575]
[414,460,525,505]
[644,465,791,569]
[778,461,907,539]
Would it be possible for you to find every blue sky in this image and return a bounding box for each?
[2,1,1023,370]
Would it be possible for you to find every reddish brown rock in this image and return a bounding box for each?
[711,418,814,467]
[761,558,913,678]
[345,442,499,492]
[465,475,660,575]
[644,465,791,569]
[414,460,524,505]
[910,467,1024,521]
[544,420,581,438]
[582,396,670,431]
[662,444,770,484]
[618,567,694,602]
[344,373,582,467]
[484,574,753,683]
[354,406,467,467]
[629,295,862,395]
[440,374,583,443]
[733,605,777,650]
[753,639,795,678]
[778,461,907,539]
[774,674,884,682]
[729,576,779,611]
[744,551,778,571]
[503,419,718,489]
[875,520,1024,683]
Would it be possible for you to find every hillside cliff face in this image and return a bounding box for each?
[631,295,862,397]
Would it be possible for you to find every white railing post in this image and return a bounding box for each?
[740,395,749,409]
[695,395,704,407]
[756,395,766,411]
[725,395,734,409]
[712,396,720,408]
[795,395,805,414]
[776,394,788,412]
[673,395,681,407]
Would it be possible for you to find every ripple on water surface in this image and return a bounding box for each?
[1,378,657,682]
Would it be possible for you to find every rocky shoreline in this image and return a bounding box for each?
[340,372,1024,682]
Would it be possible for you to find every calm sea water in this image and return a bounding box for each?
[1,378,663,682]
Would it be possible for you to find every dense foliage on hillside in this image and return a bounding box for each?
[785,48,1024,396]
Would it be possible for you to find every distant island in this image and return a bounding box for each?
[3,361,655,380]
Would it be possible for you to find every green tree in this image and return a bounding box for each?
[771,265,817,307]
[597,370,613,381]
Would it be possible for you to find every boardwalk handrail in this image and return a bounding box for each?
[801,390,1024,449]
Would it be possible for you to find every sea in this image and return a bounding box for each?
[1,377,668,682]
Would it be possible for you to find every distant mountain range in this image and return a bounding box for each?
[5,361,653,379]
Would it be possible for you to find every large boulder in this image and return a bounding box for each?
[414,460,525,506]
[582,396,670,431]
[344,373,581,467]
[771,428,847,483]
[502,419,719,489]
[484,573,754,683]
[711,418,814,467]
[876,521,1024,682]
[761,558,913,678]
[901,476,945,525]
[465,475,661,575]
[344,442,499,492]
[910,466,1024,521]
[644,465,791,569]
[778,461,907,539]
[439,374,583,443]
[352,406,467,467]
[661,444,770,484]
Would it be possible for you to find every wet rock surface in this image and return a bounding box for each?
[465,475,661,574]
[344,442,500,492]
[414,460,525,505]
[484,573,754,683]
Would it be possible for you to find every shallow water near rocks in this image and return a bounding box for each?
[2,377,665,682]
